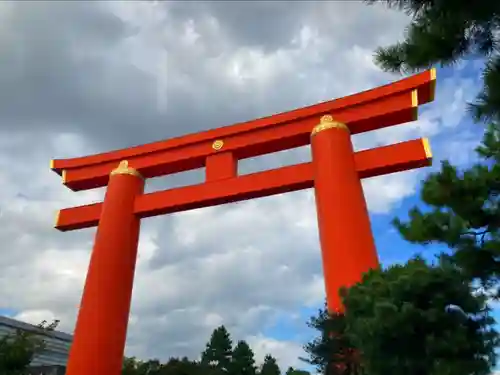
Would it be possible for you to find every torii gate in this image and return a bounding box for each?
[51,69,435,375]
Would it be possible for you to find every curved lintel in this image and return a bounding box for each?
[51,69,436,176]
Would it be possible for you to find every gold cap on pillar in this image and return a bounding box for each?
[311,115,349,137]
[110,160,144,180]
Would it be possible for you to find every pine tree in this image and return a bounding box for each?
[393,158,500,289]
[230,340,257,375]
[302,307,362,375]
[365,0,500,123]
[201,325,233,373]
[342,257,498,375]
[162,357,205,375]
[364,0,500,296]
[304,259,499,375]
[260,354,281,375]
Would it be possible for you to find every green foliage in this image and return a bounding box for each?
[302,307,361,375]
[0,330,43,375]
[342,258,498,375]
[285,368,310,375]
[201,325,233,372]
[163,357,208,375]
[120,325,308,375]
[304,258,499,375]
[393,157,500,289]
[122,356,141,375]
[303,260,498,375]
[122,356,211,375]
[231,340,257,375]
[473,60,500,124]
[476,123,500,162]
[122,357,163,375]
[0,320,59,375]
[364,0,500,123]
[260,354,281,375]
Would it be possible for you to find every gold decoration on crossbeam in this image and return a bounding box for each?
[212,140,224,150]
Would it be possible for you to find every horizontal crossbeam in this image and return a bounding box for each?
[55,138,432,232]
[51,69,435,192]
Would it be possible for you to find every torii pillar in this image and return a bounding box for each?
[64,161,144,375]
[311,115,379,312]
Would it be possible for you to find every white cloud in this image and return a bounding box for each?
[247,334,306,371]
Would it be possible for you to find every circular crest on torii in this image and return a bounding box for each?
[212,139,224,150]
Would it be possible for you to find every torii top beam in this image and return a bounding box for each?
[51,69,435,192]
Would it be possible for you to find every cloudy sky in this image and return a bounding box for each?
[0,0,488,372]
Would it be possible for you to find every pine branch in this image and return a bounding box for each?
[470,55,500,123]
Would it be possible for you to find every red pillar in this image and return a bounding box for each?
[311,115,379,313]
[66,160,144,375]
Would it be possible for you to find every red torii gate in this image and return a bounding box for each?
[51,69,435,375]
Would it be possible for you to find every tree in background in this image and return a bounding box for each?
[122,356,214,375]
[260,354,282,375]
[302,307,361,375]
[122,357,142,375]
[120,325,309,375]
[201,325,233,373]
[0,319,59,375]
[122,357,164,375]
[303,258,499,375]
[363,0,500,294]
[343,257,498,375]
[163,357,206,375]
[231,340,257,375]
[285,368,310,375]
[0,330,44,375]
